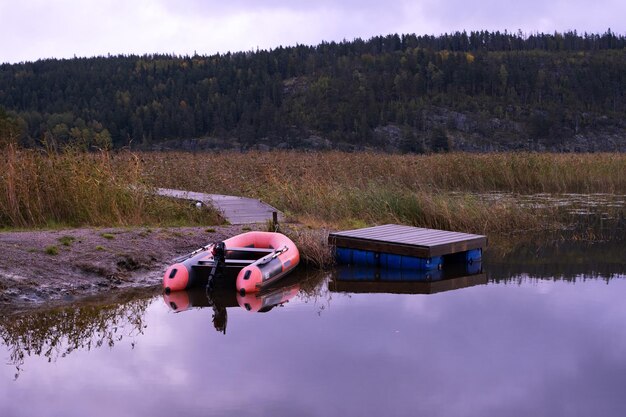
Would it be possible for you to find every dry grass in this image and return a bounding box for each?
[0,145,222,228]
[141,151,626,196]
[4,148,623,237]
[140,151,621,235]
[282,226,335,269]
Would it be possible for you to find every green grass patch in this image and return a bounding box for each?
[58,236,76,246]
[100,233,115,240]
[44,245,59,255]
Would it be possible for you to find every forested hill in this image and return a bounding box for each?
[1,30,626,152]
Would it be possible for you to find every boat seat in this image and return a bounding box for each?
[225,247,275,254]
[195,259,257,268]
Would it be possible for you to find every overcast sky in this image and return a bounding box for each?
[1,0,625,64]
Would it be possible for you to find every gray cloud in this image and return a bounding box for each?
[159,0,400,14]
[0,0,624,63]
[419,0,625,33]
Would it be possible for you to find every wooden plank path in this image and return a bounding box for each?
[329,224,487,258]
[156,188,285,225]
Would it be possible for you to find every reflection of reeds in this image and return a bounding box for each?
[0,145,222,228]
[0,289,155,379]
[288,268,333,316]
[486,236,626,283]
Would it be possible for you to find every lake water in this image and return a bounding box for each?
[1,239,625,417]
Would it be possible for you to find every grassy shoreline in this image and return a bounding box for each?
[0,146,222,228]
[141,151,625,235]
[142,151,626,195]
[2,150,624,247]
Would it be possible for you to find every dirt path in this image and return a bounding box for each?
[0,225,258,310]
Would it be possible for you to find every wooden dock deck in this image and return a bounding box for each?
[156,188,285,225]
[328,224,487,258]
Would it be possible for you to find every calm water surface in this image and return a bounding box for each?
[1,241,626,417]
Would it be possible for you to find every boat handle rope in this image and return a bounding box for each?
[256,245,289,266]
[173,243,215,263]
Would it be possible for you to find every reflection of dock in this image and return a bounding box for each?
[329,266,487,295]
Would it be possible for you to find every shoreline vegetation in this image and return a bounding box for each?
[0,145,223,229]
[142,151,626,231]
[2,149,624,246]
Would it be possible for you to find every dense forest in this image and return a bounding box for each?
[1,30,625,152]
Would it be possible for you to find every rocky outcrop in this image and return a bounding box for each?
[140,106,626,153]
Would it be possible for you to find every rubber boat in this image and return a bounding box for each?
[163,231,300,295]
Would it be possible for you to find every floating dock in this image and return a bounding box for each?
[328,224,487,270]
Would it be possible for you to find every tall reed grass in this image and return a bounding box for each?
[142,151,626,195]
[0,145,221,228]
[4,148,622,234]
[142,151,624,235]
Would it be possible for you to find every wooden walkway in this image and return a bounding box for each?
[329,224,486,258]
[156,188,284,225]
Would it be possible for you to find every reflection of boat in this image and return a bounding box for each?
[163,231,300,294]
[329,262,486,295]
[163,288,238,312]
[162,282,300,333]
[237,285,300,313]
[163,288,237,334]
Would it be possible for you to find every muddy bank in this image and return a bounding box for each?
[0,225,257,311]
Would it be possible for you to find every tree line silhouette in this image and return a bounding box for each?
[1,30,625,150]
